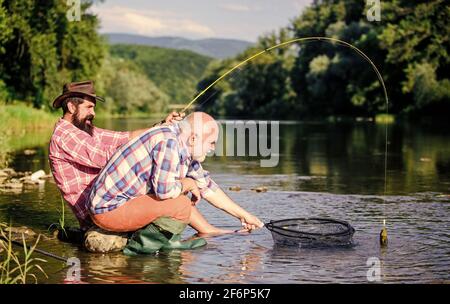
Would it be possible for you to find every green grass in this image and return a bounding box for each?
[48,198,67,238]
[0,103,58,168]
[0,223,48,284]
[0,103,58,135]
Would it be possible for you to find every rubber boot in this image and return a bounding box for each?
[123,224,167,256]
[161,233,207,251]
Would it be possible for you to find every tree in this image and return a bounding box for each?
[0,0,105,108]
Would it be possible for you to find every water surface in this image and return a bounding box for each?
[1,119,449,283]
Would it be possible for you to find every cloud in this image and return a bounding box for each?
[292,0,311,11]
[90,5,214,38]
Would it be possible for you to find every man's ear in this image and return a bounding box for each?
[67,101,77,114]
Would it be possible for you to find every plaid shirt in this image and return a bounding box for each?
[88,123,219,215]
[49,118,130,229]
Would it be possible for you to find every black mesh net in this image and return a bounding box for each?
[265,218,355,247]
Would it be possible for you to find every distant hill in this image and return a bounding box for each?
[104,33,253,59]
[109,44,213,104]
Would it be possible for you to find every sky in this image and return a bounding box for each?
[89,0,313,42]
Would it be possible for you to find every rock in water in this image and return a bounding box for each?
[30,170,46,181]
[83,226,129,253]
[0,170,8,183]
[251,186,268,193]
[0,168,16,177]
[229,186,241,191]
[5,226,37,241]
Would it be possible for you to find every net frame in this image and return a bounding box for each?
[265,217,355,247]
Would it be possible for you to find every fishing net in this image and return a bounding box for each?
[265,218,355,247]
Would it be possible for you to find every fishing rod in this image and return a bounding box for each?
[182,36,390,243]
[181,36,389,113]
[0,235,69,263]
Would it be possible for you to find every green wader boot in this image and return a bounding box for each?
[123,217,206,256]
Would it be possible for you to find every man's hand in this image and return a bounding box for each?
[240,214,264,232]
[164,111,185,124]
[203,188,265,231]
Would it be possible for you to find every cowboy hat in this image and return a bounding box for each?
[52,80,105,108]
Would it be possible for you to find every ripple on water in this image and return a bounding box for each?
[1,175,449,283]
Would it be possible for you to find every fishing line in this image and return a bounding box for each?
[182,36,390,235]
[196,65,246,111]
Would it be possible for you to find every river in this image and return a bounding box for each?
[1,118,449,283]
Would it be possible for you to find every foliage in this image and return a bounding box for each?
[95,54,170,115]
[196,0,449,119]
[109,44,213,105]
[0,0,105,109]
[0,0,448,119]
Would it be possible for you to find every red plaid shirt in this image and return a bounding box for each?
[48,118,130,229]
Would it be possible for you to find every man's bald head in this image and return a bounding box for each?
[179,112,219,162]
[184,112,218,137]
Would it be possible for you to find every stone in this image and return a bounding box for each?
[83,226,129,253]
[229,186,241,191]
[22,176,45,186]
[30,170,46,181]
[5,226,37,241]
[0,168,16,177]
[251,186,268,193]
[1,182,23,189]
[23,149,37,156]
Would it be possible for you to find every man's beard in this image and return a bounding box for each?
[72,109,94,136]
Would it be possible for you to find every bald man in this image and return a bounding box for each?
[88,112,263,234]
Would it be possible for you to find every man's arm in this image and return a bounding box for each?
[203,189,264,230]
[185,161,264,230]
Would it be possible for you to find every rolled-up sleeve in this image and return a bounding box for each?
[186,160,219,197]
[150,139,183,200]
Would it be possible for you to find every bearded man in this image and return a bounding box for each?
[49,80,183,232]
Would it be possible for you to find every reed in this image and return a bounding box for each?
[0,222,48,284]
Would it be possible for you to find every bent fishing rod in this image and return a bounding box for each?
[180,36,390,230]
[181,36,389,113]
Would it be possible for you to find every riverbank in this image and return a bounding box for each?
[0,103,58,135]
[0,104,58,168]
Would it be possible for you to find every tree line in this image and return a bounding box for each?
[1,0,448,119]
[0,0,211,116]
[196,0,449,119]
